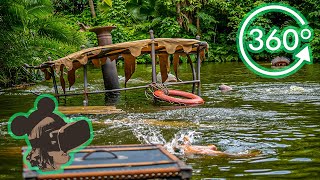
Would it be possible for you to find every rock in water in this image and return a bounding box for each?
[157,73,177,83]
[219,84,232,92]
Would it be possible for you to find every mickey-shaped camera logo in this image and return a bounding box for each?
[8,94,93,173]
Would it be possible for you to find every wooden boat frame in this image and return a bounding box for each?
[27,31,208,105]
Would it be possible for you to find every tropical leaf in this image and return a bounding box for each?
[187,23,198,35]
[36,16,85,45]
[98,1,111,14]
[0,0,86,87]
[197,11,218,24]
[103,0,112,7]
[122,54,136,87]
[27,4,53,18]
[158,54,169,83]
[126,0,156,21]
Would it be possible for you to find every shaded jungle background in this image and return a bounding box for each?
[0,0,319,87]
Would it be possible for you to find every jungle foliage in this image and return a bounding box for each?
[0,0,86,87]
[0,0,320,87]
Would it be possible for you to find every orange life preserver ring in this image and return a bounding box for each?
[153,90,204,105]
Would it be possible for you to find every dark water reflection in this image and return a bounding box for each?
[0,62,320,179]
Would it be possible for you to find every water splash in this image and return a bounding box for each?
[105,117,270,156]
[107,117,167,145]
[105,117,202,154]
[164,130,201,155]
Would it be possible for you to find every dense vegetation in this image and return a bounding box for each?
[0,0,319,87]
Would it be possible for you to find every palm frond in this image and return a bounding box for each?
[103,0,112,7]
[32,16,85,45]
[197,11,218,24]
[27,5,53,18]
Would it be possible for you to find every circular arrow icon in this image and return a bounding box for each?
[237,3,314,78]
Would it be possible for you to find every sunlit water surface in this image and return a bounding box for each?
[0,62,320,179]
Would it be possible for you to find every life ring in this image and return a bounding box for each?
[153,90,204,105]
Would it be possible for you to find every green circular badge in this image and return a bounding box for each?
[237,3,314,78]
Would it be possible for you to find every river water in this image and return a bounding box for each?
[0,62,319,179]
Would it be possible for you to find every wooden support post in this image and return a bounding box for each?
[196,36,201,96]
[81,45,89,106]
[83,64,88,106]
[49,56,59,101]
[83,64,89,106]
[186,54,196,94]
[50,67,58,96]
[150,30,157,83]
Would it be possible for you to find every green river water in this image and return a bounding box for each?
[0,62,319,179]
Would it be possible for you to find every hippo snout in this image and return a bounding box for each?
[219,84,232,92]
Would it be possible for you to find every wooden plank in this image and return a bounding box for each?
[64,160,175,170]
[78,146,159,152]
[58,106,123,115]
[37,167,181,179]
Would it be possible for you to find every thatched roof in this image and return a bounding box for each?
[42,38,207,72]
[36,38,207,93]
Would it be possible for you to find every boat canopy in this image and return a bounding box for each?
[41,38,207,72]
[29,38,208,98]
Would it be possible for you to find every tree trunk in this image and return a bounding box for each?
[196,9,200,35]
[176,2,182,26]
[88,0,96,18]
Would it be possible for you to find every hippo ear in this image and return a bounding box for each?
[10,116,31,136]
[37,97,56,113]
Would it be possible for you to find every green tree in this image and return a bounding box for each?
[0,0,86,87]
